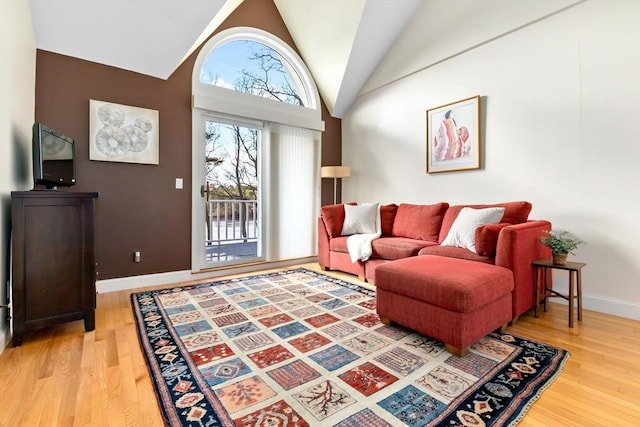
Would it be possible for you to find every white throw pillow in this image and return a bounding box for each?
[341,203,379,235]
[440,207,505,253]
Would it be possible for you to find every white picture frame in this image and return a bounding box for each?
[89,100,159,165]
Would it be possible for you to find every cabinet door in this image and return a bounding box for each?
[24,203,84,322]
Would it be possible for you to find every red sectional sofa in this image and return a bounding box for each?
[317,201,552,321]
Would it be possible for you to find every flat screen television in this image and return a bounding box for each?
[32,122,76,190]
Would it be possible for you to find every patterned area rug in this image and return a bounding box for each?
[132,268,569,426]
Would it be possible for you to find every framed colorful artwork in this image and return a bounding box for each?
[426,95,480,173]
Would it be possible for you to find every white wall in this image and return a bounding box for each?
[0,1,36,353]
[343,1,640,320]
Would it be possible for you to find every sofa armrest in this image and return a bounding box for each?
[495,220,552,319]
[320,203,349,238]
[318,217,331,269]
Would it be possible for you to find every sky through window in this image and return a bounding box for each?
[200,40,304,106]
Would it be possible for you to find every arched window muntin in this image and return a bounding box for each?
[192,27,323,131]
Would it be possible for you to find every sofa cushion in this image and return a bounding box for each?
[418,245,494,264]
[439,201,532,242]
[391,202,449,241]
[321,204,345,238]
[371,237,437,260]
[440,207,505,253]
[329,236,349,253]
[475,223,511,257]
[380,204,398,236]
[341,203,378,235]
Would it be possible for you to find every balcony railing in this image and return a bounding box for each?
[205,199,258,246]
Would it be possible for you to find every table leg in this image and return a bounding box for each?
[535,266,541,318]
[577,269,583,321]
[568,271,575,327]
[543,268,549,313]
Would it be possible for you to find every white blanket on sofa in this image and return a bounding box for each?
[346,204,381,263]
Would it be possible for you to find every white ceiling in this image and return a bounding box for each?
[28,0,422,119]
[28,0,581,119]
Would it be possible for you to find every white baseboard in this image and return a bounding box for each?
[97,270,194,293]
[582,294,640,321]
[0,324,10,355]
[544,291,639,321]
[96,257,318,294]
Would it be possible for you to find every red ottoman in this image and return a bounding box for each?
[375,255,513,356]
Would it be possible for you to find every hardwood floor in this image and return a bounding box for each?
[1,263,638,426]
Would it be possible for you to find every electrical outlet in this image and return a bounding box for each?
[134,251,141,263]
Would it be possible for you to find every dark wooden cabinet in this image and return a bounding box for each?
[11,191,98,346]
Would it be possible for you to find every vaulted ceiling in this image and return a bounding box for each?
[28,0,580,119]
[28,0,422,119]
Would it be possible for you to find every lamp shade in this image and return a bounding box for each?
[321,166,351,178]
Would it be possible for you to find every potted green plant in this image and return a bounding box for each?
[540,230,585,265]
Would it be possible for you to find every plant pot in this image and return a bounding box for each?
[553,253,568,265]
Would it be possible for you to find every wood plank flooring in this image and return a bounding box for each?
[1,263,638,426]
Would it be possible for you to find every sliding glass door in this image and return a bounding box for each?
[192,114,263,271]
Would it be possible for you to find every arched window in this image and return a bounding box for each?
[192,27,323,131]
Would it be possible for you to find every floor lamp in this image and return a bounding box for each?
[321,166,351,204]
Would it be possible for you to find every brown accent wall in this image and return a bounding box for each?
[320,102,344,206]
[35,0,341,280]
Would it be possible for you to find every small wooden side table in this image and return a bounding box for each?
[532,259,587,328]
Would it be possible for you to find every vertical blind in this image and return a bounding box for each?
[267,123,321,260]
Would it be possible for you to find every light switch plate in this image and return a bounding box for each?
[175,178,183,189]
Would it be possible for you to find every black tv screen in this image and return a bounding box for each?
[32,123,76,189]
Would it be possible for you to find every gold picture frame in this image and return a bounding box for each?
[426,95,480,173]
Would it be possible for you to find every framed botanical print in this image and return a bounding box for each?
[426,95,480,173]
